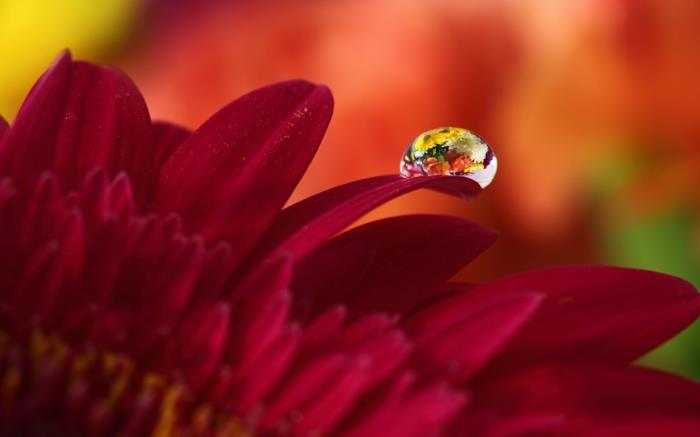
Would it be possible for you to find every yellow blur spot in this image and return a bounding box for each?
[215,419,249,437]
[152,384,188,437]
[0,0,138,120]
[193,404,213,434]
[1,367,21,406]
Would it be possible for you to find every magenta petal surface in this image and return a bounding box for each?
[151,121,191,172]
[403,291,542,384]
[223,254,294,377]
[340,374,467,437]
[465,363,700,435]
[583,420,700,437]
[470,265,700,368]
[158,80,333,262]
[0,52,153,205]
[246,175,481,270]
[0,52,72,186]
[293,214,497,319]
[0,115,8,139]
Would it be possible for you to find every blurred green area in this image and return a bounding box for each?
[610,208,700,379]
[592,145,700,379]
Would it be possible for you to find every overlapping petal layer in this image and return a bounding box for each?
[473,266,700,369]
[293,214,497,318]
[242,175,480,275]
[0,115,7,138]
[151,121,190,171]
[455,364,700,435]
[0,172,469,435]
[158,80,333,260]
[0,51,153,205]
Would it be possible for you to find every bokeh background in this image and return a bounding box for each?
[2,0,699,377]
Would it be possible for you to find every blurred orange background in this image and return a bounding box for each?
[2,0,699,376]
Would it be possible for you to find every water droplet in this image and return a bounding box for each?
[400,127,497,188]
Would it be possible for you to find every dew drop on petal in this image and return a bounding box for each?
[400,127,497,188]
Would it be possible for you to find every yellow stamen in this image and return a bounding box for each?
[152,384,188,437]
[1,330,250,435]
[1,367,21,406]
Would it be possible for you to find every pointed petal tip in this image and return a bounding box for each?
[158,78,333,259]
[272,80,334,124]
[313,82,334,103]
[279,79,334,119]
[655,268,699,295]
[277,79,332,95]
[478,265,700,367]
[561,265,700,305]
[260,250,296,283]
[251,175,482,267]
[256,79,334,112]
[292,214,500,317]
[2,51,153,203]
[471,363,700,436]
[51,49,73,67]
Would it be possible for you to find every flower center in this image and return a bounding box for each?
[0,330,249,436]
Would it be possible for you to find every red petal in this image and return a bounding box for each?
[158,80,333,259]
[235,288,291,378]
[0,179,21,292]
[14,242,61,321]
[300,313,413,387]
[244,175,480,272]
[0,115,8,139]
[188,242,234,305]
[76,217,125,310]
[0,52,72,186]
[355,329,413,386]
[14,211,85,327]
[292,356,372,436]
[54,61,153,205]
[170,302,231,389]
[473,265,700,368]
[457,413,566,437]
[293,215,496,319]
[228,324,301,413]
[390,383,468,437]
[0,52,153,205]
[404,291,542,384]
[107,172,136,221]
[312,313,396,352]
[343,378,467,437]
[77,168,110,225]
[19,173,64,252]
[133,238,205,332]
[465,363,700,435]
[261,354,352,428]
[302,305,347,348]
[225,255,294,376]
[229,252,294,306]
[151,121,190,170]
[583,420,700,437]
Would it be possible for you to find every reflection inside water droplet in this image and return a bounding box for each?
[400,127,497,188]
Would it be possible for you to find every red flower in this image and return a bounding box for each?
[0,51,699,436]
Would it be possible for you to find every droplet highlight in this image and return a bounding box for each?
[400,127,497,188]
